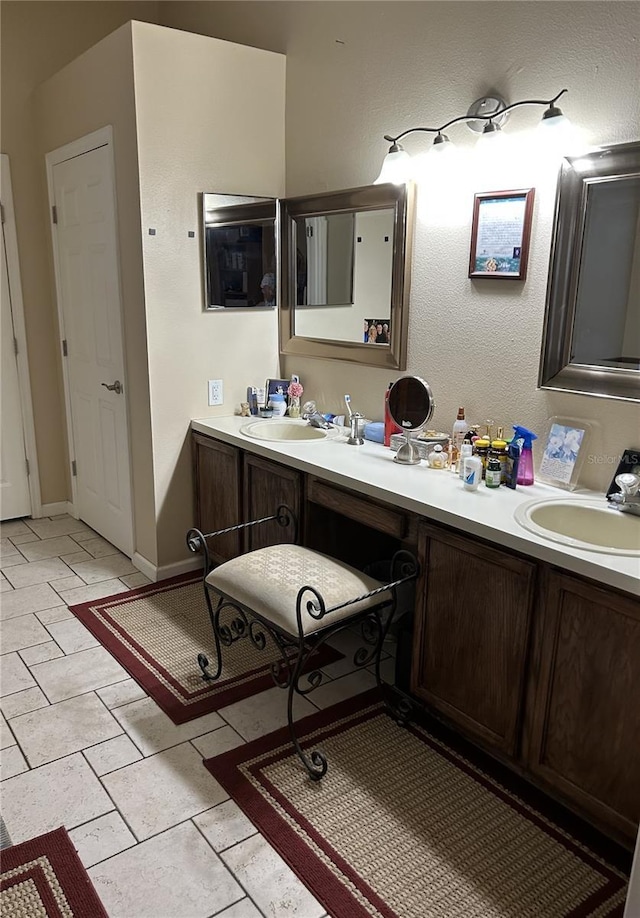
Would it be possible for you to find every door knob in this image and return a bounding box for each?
[101,380,123,395]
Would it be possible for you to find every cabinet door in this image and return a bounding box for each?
[525,570,640,840]
[243,454,302,551]
[192,433,242,563]
[411,524,536,756]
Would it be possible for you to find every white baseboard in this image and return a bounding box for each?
[132,552,201,583]
[37,500,73,519]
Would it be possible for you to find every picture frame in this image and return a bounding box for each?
[537,416,592,491]
[364,318,391,345]
[469,188,535,281]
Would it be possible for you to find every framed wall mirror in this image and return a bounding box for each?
[279,183,415,369]
[202,193,277,310]
[539,142,640,402]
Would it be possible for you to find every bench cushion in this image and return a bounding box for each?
[206,544,392,637]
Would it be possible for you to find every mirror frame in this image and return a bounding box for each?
[201,193,277,311]
[279,183,415,370]
[538,141,640,402]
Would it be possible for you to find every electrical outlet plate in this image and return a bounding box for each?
[208,379,223,406]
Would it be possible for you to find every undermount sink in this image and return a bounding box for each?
[240,420,340,443]
[515,498,640,556]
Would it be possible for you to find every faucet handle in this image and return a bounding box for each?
[615,473,640,496]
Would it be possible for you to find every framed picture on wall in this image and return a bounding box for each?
[468,188,535,280]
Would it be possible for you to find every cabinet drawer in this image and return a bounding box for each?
[307,477,408,539]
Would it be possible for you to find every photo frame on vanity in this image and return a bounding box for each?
[469,189,535,281]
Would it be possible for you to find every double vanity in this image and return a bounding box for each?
[191,415,640,847]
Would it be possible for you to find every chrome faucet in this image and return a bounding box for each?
[608,473,640,516]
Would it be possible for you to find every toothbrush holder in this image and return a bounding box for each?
[348,414,366,446]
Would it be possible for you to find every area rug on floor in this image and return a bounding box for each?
[204,689,629,918]
[70,574,341,724]
[0,827,108,918]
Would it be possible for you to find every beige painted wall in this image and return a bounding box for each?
[130,22,285,566]
[160,1,640,492]
[1,1,160,505]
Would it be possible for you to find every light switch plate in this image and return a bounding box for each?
[208,379,223,406]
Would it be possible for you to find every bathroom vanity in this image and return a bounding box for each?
[191,416,640,845]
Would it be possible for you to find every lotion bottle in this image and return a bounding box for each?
[452,407,467,453]
[463,455,482,490]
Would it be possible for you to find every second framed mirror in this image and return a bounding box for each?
[279,183,415,369]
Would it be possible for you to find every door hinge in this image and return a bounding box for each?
[14,337,18,356]
[71,460,77,477]
[62,339,68,356]
[52,204,58,225]
[25,458,30,477]
[0,202,5,225]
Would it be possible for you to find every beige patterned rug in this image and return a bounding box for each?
[0,827,108,917]
[70,574,340,724]
[204,690,629,918]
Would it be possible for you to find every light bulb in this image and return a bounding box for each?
[374,144,413,184]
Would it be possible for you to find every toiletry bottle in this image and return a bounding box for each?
[513,425,537,486]
[427,444,446,469]
[473,437,491,479]
[268,393,287,417]
[485,454,502,488]
[458,442,473,480]
[384,382,403,447]
[492,427,509,482]
[452,408,467,453]
[463,455,482,491]
[504,441,520,489]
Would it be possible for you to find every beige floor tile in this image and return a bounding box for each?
[30,645,128,703]
[193,799,257,852]
[50,575,86,593]
[1,752,113,843]
[7,531,40,545]
[366,655,396,685]
[20,641,65,666]
[25,518,92,540]
[10,692,122,767]
[0,520,32,539]
[0,555,27,570]
[96,679,146,710]
[1,743,28,780]
[307,668,377,709]
[0,581,61,622]
[56,578,130,606]
[35,605,74,625]
[191,724,246,759]
[81,537,120,559]
[67,554,137,584]
[69,529,98,544]
[45,617,99,654]
[0,537,20,557]
[1,685,49,719]
[83,734,142,776]
[18,535,80,562]
[111,696,225,756]
[0,711,15,749]
[0,652,36,696]
[218,685,317,742]
[215,899,264,918]
[61,550,92,565]
[101,742,228,840]
[4,558,72,590]
[221,833,325,918]
[0,575,13,592]
[89,821,242,918]
[69,811,136,869]
[119,572,152,589]
[0,612,51,653]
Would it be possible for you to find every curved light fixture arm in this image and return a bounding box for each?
[383,89,568,145]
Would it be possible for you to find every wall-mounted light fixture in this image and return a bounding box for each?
[375,89,572,183]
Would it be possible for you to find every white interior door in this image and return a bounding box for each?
[51,140,133,556]
[0,213,30,520]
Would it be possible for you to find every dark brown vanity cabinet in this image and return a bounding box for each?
[411,524,537,757]
[243,453,302,551]
[192,433,242,563]
[523,570,640,840]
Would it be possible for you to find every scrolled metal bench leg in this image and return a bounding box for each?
[198,589,224,682]
[287,643,327,781]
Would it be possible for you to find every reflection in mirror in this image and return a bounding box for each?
[388,376,435,465]
[280,184,415,370]
[539,142,640,401]
[202,193,276,310]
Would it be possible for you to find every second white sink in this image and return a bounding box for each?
[515,498,640,556]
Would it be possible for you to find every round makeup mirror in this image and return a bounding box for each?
[388,376,435,464]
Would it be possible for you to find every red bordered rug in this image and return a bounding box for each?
[70,573,341,724]
[0,827,108,918]
[204,688,630,918]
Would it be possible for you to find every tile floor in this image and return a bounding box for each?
[0,513,396,918]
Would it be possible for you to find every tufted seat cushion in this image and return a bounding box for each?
[206,544,392,637]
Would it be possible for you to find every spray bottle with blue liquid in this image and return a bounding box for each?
[513,425,537,486]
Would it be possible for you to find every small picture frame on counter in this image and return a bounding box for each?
[537,417,592,491]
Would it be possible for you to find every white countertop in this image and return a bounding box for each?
[191,416,640,597]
